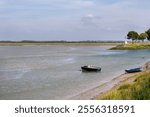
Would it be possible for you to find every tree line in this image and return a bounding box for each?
[127,28,150,43]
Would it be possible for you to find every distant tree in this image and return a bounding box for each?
[127,31,139,43]
[138,33,148,42]
[145,29,150,41]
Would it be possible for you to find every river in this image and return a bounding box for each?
[0,46,150,99]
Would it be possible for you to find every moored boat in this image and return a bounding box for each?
[81,65,101,72]
[125,67,143,73]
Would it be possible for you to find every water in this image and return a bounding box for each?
[0,46,150,99]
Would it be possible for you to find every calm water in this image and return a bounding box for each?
[0,46,150,99]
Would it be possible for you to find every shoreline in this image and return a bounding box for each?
[69,62,150,100]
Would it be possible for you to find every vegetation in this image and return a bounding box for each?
[98,71,150,100]
[127,28,150,43]
[145,29,150,41]
[110,28,150,50]
[110,43,150,50]
[127,31,139,43]
[138,33,148,42]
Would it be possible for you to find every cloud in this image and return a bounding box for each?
[81,14,102,28]
[0,0,150,41]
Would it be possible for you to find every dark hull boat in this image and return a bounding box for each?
[81,65,101,72]
[125,67,142,73]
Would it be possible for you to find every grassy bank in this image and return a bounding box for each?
[110,43,150,50]
[0,42,120,46]
[97,71,150,100]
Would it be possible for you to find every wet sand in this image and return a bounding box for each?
[69,62,150,100]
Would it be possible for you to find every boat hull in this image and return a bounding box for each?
[81,66,101,72]
[125,68,142,73]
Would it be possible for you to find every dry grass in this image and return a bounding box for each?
[98,71,150,100]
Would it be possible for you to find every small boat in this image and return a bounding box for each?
[125,67,143,73]
[81,65,101,72]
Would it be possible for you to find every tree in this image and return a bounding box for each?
[127,31,139,43]
[138,33,148,42]
[145,29,150,41]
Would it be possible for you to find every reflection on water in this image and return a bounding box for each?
[0,46,150,99]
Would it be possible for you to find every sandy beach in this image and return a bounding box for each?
[69,62,150,100]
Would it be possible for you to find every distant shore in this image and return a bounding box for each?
[0,42,121,47]
[69,62,150,100]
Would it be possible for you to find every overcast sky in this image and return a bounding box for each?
[0,0,150,41]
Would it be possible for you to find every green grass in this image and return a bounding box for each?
[110,43,150,50]
[99,72,150,100]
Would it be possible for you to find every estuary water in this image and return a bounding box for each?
[0,46,150,99]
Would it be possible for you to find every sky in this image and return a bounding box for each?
[0,0,150,41]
